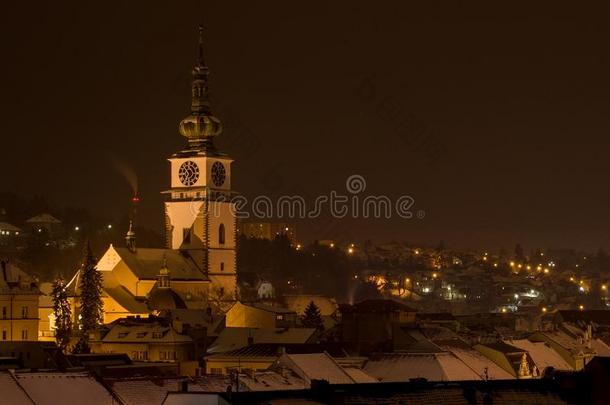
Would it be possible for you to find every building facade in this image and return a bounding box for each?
[0,261,40,342]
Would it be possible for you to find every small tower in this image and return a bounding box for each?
[158,256,170,289]
[518,353,531,378]
[125,220,136,253]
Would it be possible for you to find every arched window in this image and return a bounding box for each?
[219,223,225,245]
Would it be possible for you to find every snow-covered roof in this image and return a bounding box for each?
[105,376,233,405]
[0,372,33,405]
[14,372,115,405]
[364,352,482,382]
[25,214,61,224]
[0,222,21,232]
[279,352,355,384]
[238,370,307,391]
[506,339,572,372]
[443,347,515,380]
[207,327,316,354]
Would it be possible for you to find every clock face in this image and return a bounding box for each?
[178,161,200,186]
[211,161,226,187]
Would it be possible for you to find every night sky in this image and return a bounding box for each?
[2,1,610,251]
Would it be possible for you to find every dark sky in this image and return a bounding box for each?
[2,1,610,252]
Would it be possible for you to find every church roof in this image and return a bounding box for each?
[113,247,208,281]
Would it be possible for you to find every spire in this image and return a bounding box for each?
[197,24,205,67]
[178,25,222,150]
[125,220,136,253]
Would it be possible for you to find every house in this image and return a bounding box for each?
[25,213,63,237]
[225,302,297,329]
[0,261,40,342]
[529,330,597,370]
[340,299,418,354]
[90,316,196,369]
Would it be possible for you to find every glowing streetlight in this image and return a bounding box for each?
[579,304,584,310]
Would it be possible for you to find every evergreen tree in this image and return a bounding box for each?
[74,243,103,353]
[51,277,72,352]
[301,301,324,330]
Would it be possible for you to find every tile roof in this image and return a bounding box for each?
[13,372,115,405]
[280,353,356,384]
[207,327,316,354]
[364,352,482,382]
[113,247,207,281]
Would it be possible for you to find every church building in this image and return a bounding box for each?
[68,27,238,323]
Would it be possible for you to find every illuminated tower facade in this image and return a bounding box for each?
[164,27,237,302]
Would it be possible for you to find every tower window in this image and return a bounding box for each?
[220,262,225,271]
[219,223,225,245]
[183,228,192,244]
[21,329,28,340]
[21,306,28,319]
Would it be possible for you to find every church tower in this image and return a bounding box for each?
[164,26,237,302]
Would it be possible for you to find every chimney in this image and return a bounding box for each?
[125,220,136,253]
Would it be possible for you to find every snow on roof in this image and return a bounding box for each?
[443,347,515,380]
[113,247,208,281]
[106,376,233,405]
[0,222,21,232]
[238,370,308,391]
[14,372,115,405]
[280,353,355,384]
[0,372,33,405]
[25,214,61,224]
[342,367,378,383]
[507,339,572,372]
[364,352,482,382]
[207,327,316,354]
[591,339,610,357]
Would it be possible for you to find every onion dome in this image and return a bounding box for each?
[178,26,222,150]
[148,288,187,310]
